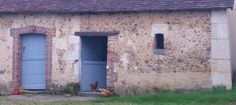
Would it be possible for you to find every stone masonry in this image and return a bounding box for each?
[0,10,232,95]
[211,10,232,89]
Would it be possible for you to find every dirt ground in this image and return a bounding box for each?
[4,94,97,102]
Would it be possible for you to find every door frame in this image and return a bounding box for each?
[75,32,119,90]
[10,26,55,90]
[80,36,108,91]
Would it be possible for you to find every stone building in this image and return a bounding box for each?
[228,0,236,82]
[0,0,234,95]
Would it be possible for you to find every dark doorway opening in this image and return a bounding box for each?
[80,36,108,92]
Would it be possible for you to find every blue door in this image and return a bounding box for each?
[81,36,107,92]
[22,34,46,90]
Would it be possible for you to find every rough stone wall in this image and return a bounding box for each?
[0,11,213,95]
[0,13,81,89]
[80,11,212,95]
[0,15,13,90]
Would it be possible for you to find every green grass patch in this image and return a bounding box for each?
[1,87,236,105]
[90,88,236,105]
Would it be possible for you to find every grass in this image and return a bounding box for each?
[1,87,236,105]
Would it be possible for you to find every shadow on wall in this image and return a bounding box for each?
[228,1,236,84]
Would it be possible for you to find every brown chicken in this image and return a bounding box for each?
[99,88,113,97]
[90,81,98,91]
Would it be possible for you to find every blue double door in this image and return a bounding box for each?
[21,34,46,90]
[80,36,108,92]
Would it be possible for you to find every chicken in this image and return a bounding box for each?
[99,88,113,97]
[13,87,24,95]
[13,88,20,95]
[90,81,98,91]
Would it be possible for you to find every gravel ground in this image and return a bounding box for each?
[5,94,97,102]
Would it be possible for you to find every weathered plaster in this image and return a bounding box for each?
[0,11,224,95]
[115,72,211,95]
[0,13,81,89]
[80,11,212,94]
